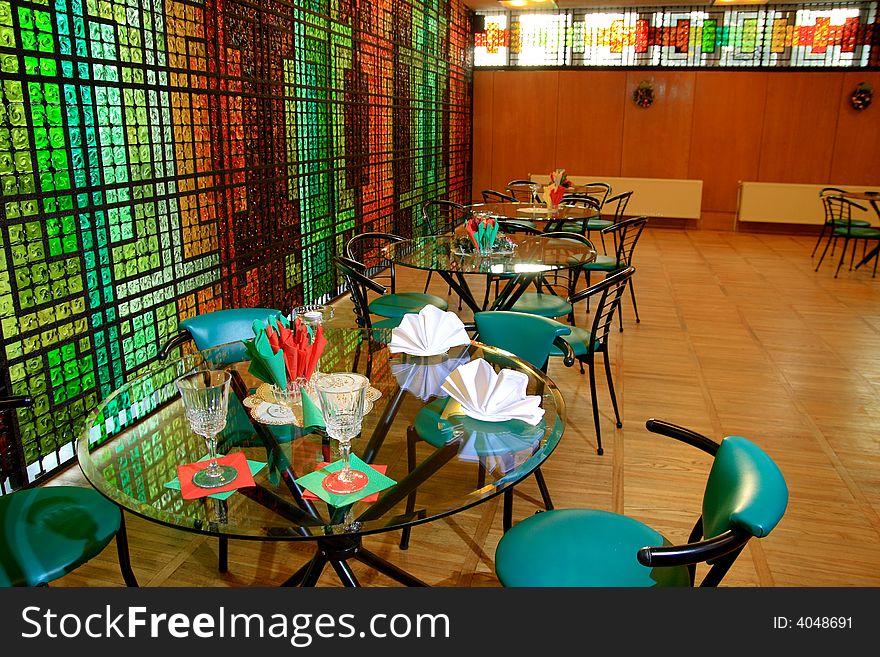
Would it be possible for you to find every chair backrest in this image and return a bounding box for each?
[333,255,387,330]
[345,232,406,293]
[570,266,635,350]
[641,419,788,586]
[506,179,541,203]
[537,232,596,294]
[421,200,468,235]
[0,394,32,494]
[821,192,866,227]
[179,308,283,351]
[604,190,633,223]
[473,311,571,371]
[578,182,612,208]
[602,215,647,266]
[481,189,516,203]
[702,435,789,541]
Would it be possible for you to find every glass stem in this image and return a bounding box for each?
[204,435,221,476]
[338,440,353,483]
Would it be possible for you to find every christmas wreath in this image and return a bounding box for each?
[633,81,654,109]
[851,82,873,111]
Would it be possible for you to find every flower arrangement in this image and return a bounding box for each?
[453,232,516,255]
[633,80,654,109]
[542,168,573,210]
[851,82,873,111]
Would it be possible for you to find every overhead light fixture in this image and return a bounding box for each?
[498,0,558,10]
[712,0,768,5]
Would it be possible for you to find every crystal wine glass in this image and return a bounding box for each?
[314,372,370,494]
[176,369,237,489]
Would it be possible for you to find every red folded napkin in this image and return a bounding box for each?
[302,462,388,503]
[177,452,256,500]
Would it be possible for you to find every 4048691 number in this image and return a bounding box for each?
[796,617,852,629]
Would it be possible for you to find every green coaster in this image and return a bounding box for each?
[295,454,396,507]
[165,456,268,500]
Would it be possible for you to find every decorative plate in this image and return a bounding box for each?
[244,381,381,426]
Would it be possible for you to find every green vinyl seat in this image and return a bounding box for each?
[495,420,789,588]
[0,395,137,587]
[367,292,448,318]
[508,292,573,318]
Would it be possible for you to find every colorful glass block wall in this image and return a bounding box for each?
[0,0,473,482]
[475,3,878,67]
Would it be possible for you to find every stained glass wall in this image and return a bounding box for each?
[0,0,473,482]
[475,3,878,67]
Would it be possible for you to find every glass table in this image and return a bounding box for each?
[77,329,566,587]
[469,201,600,233]
[384,234,596,313]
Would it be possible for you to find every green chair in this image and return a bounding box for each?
[580,215,647,330]
[507,231,593,322]
[0,395,137,587]
[159,307,283,360]
[399,311,576,549]
[419,200,469,303]
[813,193,880,278]
[548,266,634,455]
[495,418,788,587]
[345,232,449,317]
[811,187,872,259]
[332,256,407,340]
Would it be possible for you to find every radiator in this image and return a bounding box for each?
[530,174,703,219]
[736,182,880,224]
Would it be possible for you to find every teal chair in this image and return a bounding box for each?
[399,311,576,549]
[495,418,788,587]
[345,233,449,317]
[506,232,594,321]
[159,307,283,360]
[547,266,634,455]
[0,395,137,587]
[333,256,407,338]
[579,215,646,330]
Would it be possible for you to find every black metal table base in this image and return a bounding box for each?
[282,536,428,587]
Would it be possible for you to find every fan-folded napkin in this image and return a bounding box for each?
[388,305,470,357]
[440,358,544,425]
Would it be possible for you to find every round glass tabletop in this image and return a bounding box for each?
[76,329,565,541]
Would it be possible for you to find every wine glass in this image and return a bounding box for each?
[314,373,370,494]
[175,370,237,489]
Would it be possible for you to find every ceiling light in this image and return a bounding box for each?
[498,0,558,10]
[712,0,768,5]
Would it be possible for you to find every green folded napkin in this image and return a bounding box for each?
[294,454,396,507]
[164,456,268,500]
[243,328,288,390]
[301,387,325,428]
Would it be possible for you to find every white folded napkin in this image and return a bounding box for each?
[440,358,545,425]
[388,304,471,357]
[391,354,470,401]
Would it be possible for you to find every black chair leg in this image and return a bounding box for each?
[587,356,603,455]
[502,489,514,532]
[834,237,851,278]
[811,223,828,257]
[533,467,553,511]
[399,427,418,550]
[628,277,640,324]
[603,350,622,429]
[218,536,228,573]
[115,512,139,587]
[423,271,432,294]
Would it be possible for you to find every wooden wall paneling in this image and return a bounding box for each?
[471,71,496,201]
[554,70,626,178]
[689,71,768,223]
[621,71,696,180]
[488,70,560,191]
[757,72,842,184]
[829,71,880,187]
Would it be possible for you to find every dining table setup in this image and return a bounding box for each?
[75,311,566,588]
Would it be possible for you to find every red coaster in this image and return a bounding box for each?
[303,463,387,502]
[177,452,256,500]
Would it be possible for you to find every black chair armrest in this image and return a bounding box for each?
[552,335,575,368]
[0,395,33,411]
[158,329,193,360]
[637,528,752,568]
[645,418,719,456]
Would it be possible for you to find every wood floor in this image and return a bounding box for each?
[49,228,880,587]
